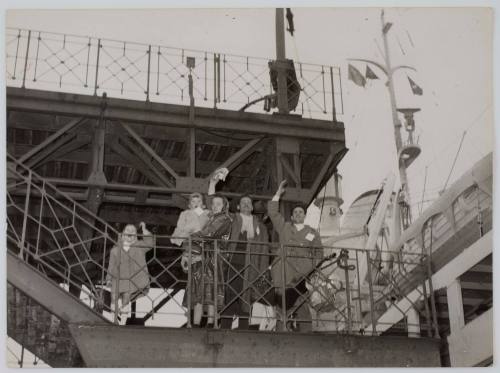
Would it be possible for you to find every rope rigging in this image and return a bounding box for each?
[441,130,467,192]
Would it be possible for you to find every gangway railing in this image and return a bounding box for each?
[6,27,343,121]
[7,153,436,335]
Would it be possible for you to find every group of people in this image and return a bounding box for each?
[106,168,324,331]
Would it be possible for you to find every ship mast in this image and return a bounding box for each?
[381,11,406,192]
[350,9,421,230]
[275,8,289,114]
[381,10,423,228]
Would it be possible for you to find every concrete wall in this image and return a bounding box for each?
[70,325,441,367]
[447,308,493,366]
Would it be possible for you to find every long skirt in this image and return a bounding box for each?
[183,251,224,310]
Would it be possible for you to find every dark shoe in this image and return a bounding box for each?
[286,313,299,332]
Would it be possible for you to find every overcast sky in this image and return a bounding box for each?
[4,6,493,227]
[1,0,497,368]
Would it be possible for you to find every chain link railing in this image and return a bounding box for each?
[6,27,343,121]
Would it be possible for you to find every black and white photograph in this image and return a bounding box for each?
[2,0,496,368]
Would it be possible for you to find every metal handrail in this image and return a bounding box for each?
[7,153,436,336]
[6,27,343,121]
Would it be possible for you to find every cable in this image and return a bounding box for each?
[441,130,467,191]
[405,103,492,180]
[374,38,385,61]
[396,36,406,56]
[419,166,428,215]
[406,30,415,48]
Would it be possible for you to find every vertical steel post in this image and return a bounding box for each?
[355,250,363,332]
[204,52,207,101]
[200,240,206,323]
[426,256,440,338]
[146,45,151,102]
[13,29,21,80]
[213,54,217,108]
[94,39,101,96]
[187,236,193,328]
[365,250,377,335]
[156,46,161,95]
[21,30,31,88]
[420,261,433,338]
[344,252,353,334]
[189,128,196,177]
[223,54,226,102]
[213,239,219,328]
[84,37,91,88]
[188,71,195,123]
[19,346,24,368]
[113,236,121,324]
[329,66,337,122]
[33,32,41,83]
[217,54,221,103]
[321,65,327,114]
[338,66,344,115]
[280,244,287,331]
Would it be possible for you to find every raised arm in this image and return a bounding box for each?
[137,222,154,253]
[267,180,287,235]
[171,211,189,246]
[207,167,228,196]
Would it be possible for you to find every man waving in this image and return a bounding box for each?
[267,180,323,331]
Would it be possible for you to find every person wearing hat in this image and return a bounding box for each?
[106,222,154,324]
[267,180,323,331]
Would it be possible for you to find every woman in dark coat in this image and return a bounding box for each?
[188,193,232,328]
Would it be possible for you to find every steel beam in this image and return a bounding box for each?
[7,87,345,141]
[9,144,240,178]
[7,188,185,208]
[207,136,264,178]
[38,136,92,167]
[279,154,300,186]
[110,138,170,187]
[7,251,109,325]
[25,133,78,169]
[119,121,179,181]
[18,116,86,164]
[117,133,175,187]
[7,206,179,231]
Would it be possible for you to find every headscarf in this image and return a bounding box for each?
[209,194,231,217]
